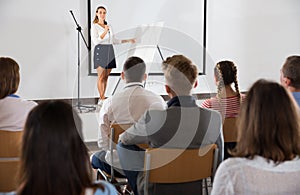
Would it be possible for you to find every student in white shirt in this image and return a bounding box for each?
[211,79,300,195]
[0,57,37,131]
[91,56,166,177]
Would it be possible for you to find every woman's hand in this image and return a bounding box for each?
[104,25,110,33]
[128,39,136,44]
[121,38,136,44]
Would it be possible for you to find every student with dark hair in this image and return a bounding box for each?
[211,79,300,194]
[201,60,245,159]
[201,60,245,119]
[0,57,37,131]
[280,55,300,106]
[18,101,117,195]
[91,56,166,179]
[91,6,135,106]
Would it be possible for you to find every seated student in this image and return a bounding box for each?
[117,55,223,195]
[211,79,300,195]
[17,101,117,195]
[91,56,166,177]
[201,60,245,159]
[280,55,300,106]
[201,60,245,119]
[0,57,37,131]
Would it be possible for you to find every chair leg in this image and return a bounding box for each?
[204,178,208,195]
[122,185,134,195]
[97,169,109,181]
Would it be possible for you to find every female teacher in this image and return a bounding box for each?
[91,6,135,106]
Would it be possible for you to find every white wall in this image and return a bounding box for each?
[205,0,300,92]
[0,0,299,100]
[89,0,204,75]
[0,0,99,100]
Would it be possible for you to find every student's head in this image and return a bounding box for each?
[162,55,198,96]
[93,6,107,24]
[121,56,146,83]
[19,101,93,195]
[0,57,20,99]
[233,79,300,163]
[280,55,300,91]
[214,60,240,97]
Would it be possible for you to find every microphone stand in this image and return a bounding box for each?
[69,10,96,113]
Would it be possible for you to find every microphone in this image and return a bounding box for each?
[104,20,110,34]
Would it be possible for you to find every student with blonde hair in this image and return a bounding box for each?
[211,79,300,194]
[117,55,223,195]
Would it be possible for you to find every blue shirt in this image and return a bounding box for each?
[292,92,300,107]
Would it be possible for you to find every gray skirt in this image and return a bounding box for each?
[94,44,117,69]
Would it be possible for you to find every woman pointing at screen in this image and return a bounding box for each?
[91,6,135,106]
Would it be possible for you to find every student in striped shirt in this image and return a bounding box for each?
[201,60,245,119]
[201,60,245,159]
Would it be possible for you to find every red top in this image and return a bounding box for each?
[201,94,246,118]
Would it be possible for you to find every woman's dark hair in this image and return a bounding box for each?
[93,6,106,24]
[214,60,240,99]
[232,79,300,163]
[18,101,100,195]
[0,57,20,99]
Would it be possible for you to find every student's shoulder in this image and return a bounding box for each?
[220,157,250,171]
[84,181,117,195]
[200,97,218,107]
[199,105,221,115]
[94,181,117,195]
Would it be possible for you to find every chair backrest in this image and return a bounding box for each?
[0,130,23,192]
[144,144,218,184]
[110,124,133,144]
[0,130,23,157]
[223,117,238,143]
[0,160,20,192]
[110,124,148,149]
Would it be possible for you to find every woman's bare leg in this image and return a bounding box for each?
[97,67,112,100]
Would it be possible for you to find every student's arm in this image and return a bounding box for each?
[97,99,112,150]
[119,111,150,145]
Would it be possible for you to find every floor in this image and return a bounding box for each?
[85,141,98,154]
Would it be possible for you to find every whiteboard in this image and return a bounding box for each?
[88,0,205,75]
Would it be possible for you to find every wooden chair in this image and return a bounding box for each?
[0,130,23,192]
[223,117,238,143]
[97,124,132,182]
[97,123,138,194]
[223,117,238,159]
[144,144,218,195]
